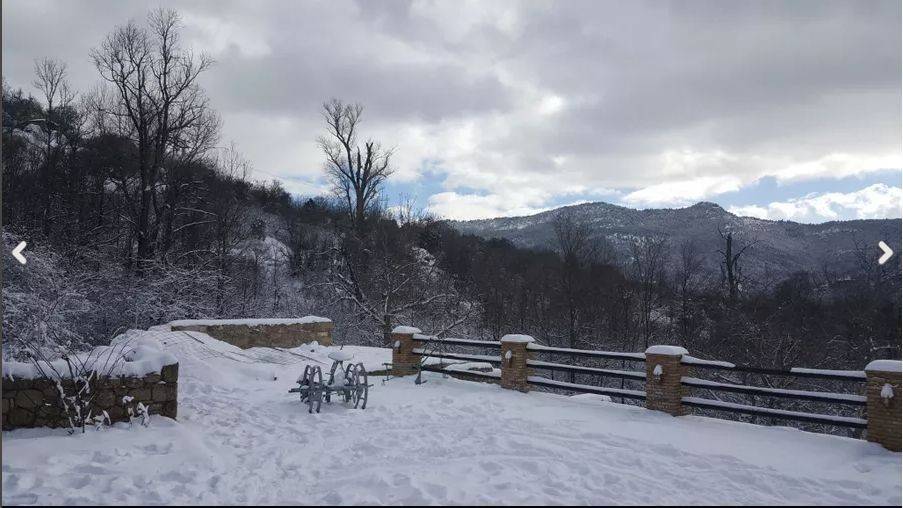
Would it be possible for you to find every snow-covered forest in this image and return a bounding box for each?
[2,8,900,375]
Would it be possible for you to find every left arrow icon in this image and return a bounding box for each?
[12,241,27,264]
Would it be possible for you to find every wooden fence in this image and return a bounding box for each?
[390,327,900,451]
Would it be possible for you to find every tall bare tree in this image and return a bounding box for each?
[672,239,706,346]
[553,209,596,350]
[91,8,216,271]
[33,58,76,236]
[317,99,393,232]
[630,236,669,349]
[717,229,754,304]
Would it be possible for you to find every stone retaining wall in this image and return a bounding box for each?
[171,321,333,349]
[2,363,178,430]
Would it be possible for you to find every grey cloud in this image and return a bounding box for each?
[2,0,900,217]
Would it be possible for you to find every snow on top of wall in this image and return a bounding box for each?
[790,367,867,378]
[3,329,177,380]
[392,326,422,334]
[501,334,535,343]
[570,393,613,403]
[645,345,688,356]
[682,355,735,368]
[865,360,902,373]
[168,316,332,327]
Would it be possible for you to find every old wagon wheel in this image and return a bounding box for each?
[352,362,368,409]
[298,365,312,403]
[306,366,324,414]
[342,363,357,404]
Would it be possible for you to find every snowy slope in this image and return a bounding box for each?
[2,331,900,505]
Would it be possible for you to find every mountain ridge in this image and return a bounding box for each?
[448,200,901,280]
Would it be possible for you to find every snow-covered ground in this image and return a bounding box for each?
[3,331,900,505]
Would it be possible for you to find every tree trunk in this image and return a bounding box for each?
[383,314,392,347]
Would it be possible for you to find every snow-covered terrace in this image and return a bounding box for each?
[2,330,900,505]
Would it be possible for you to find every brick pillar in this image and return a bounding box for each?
[865,360,902,452]
[391,326,421,376]
[160,363,179,420]
[644,345,689,416]
[500,334,534,392]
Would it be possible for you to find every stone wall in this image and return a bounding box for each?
[170,321,333,349]
[2,363,178,430]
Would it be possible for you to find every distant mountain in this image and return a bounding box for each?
[449,201,901,280]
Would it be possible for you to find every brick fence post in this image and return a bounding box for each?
[644,345,689,416]
[391,326,421,376]
[500,334,534,392]
[865,360,902,452]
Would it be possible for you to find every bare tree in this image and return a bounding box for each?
[91,8,216,272]
[718,228,754,304]
[317,99,393,232]
[672,239,706,346]
[553,209,596,350]
[629,236,669,350]
[33,58,76,236]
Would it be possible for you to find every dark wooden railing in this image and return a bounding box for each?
[406,331,874,435]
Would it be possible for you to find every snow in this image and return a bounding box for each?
[682,397,868,427]
[652,364,663,377]
[441,362,496,374]
[167,316,331,328]
[327,350,354,362]
[413,334,501,347]
[881,383,894,400]
[2,329,177,380]
[865,360,902,373]
[527,360,645,380]
[229,236,292,268]
[569,393,612,403]
[500,334,535,343]
[681,376,867,404]
[681,355,736,368]
[791,367,867,379]
[526,344,646,361]
[412,349,500,364]
[392,326,422,334]
[3,330,900,505]
[645,345,688,356]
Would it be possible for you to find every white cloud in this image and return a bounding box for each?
[769,153,903,183]
[538,94,565,115]
[728,183,902,223]
[426,191,551,220]
[3,1,899,221]
[622,175,744,208]
[182,11,271,57]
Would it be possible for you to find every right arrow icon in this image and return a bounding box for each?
[878,241,894,265]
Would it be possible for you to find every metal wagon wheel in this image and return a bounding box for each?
[306,366,324,414]
[342,363,357,404]
[352,362,368,409]
[298,365,312,403]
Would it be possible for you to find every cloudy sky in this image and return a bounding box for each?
[4,0,901,222]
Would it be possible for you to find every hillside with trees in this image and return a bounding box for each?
[3,9,900,374]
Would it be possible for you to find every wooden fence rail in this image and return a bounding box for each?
[390,326,900,451]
